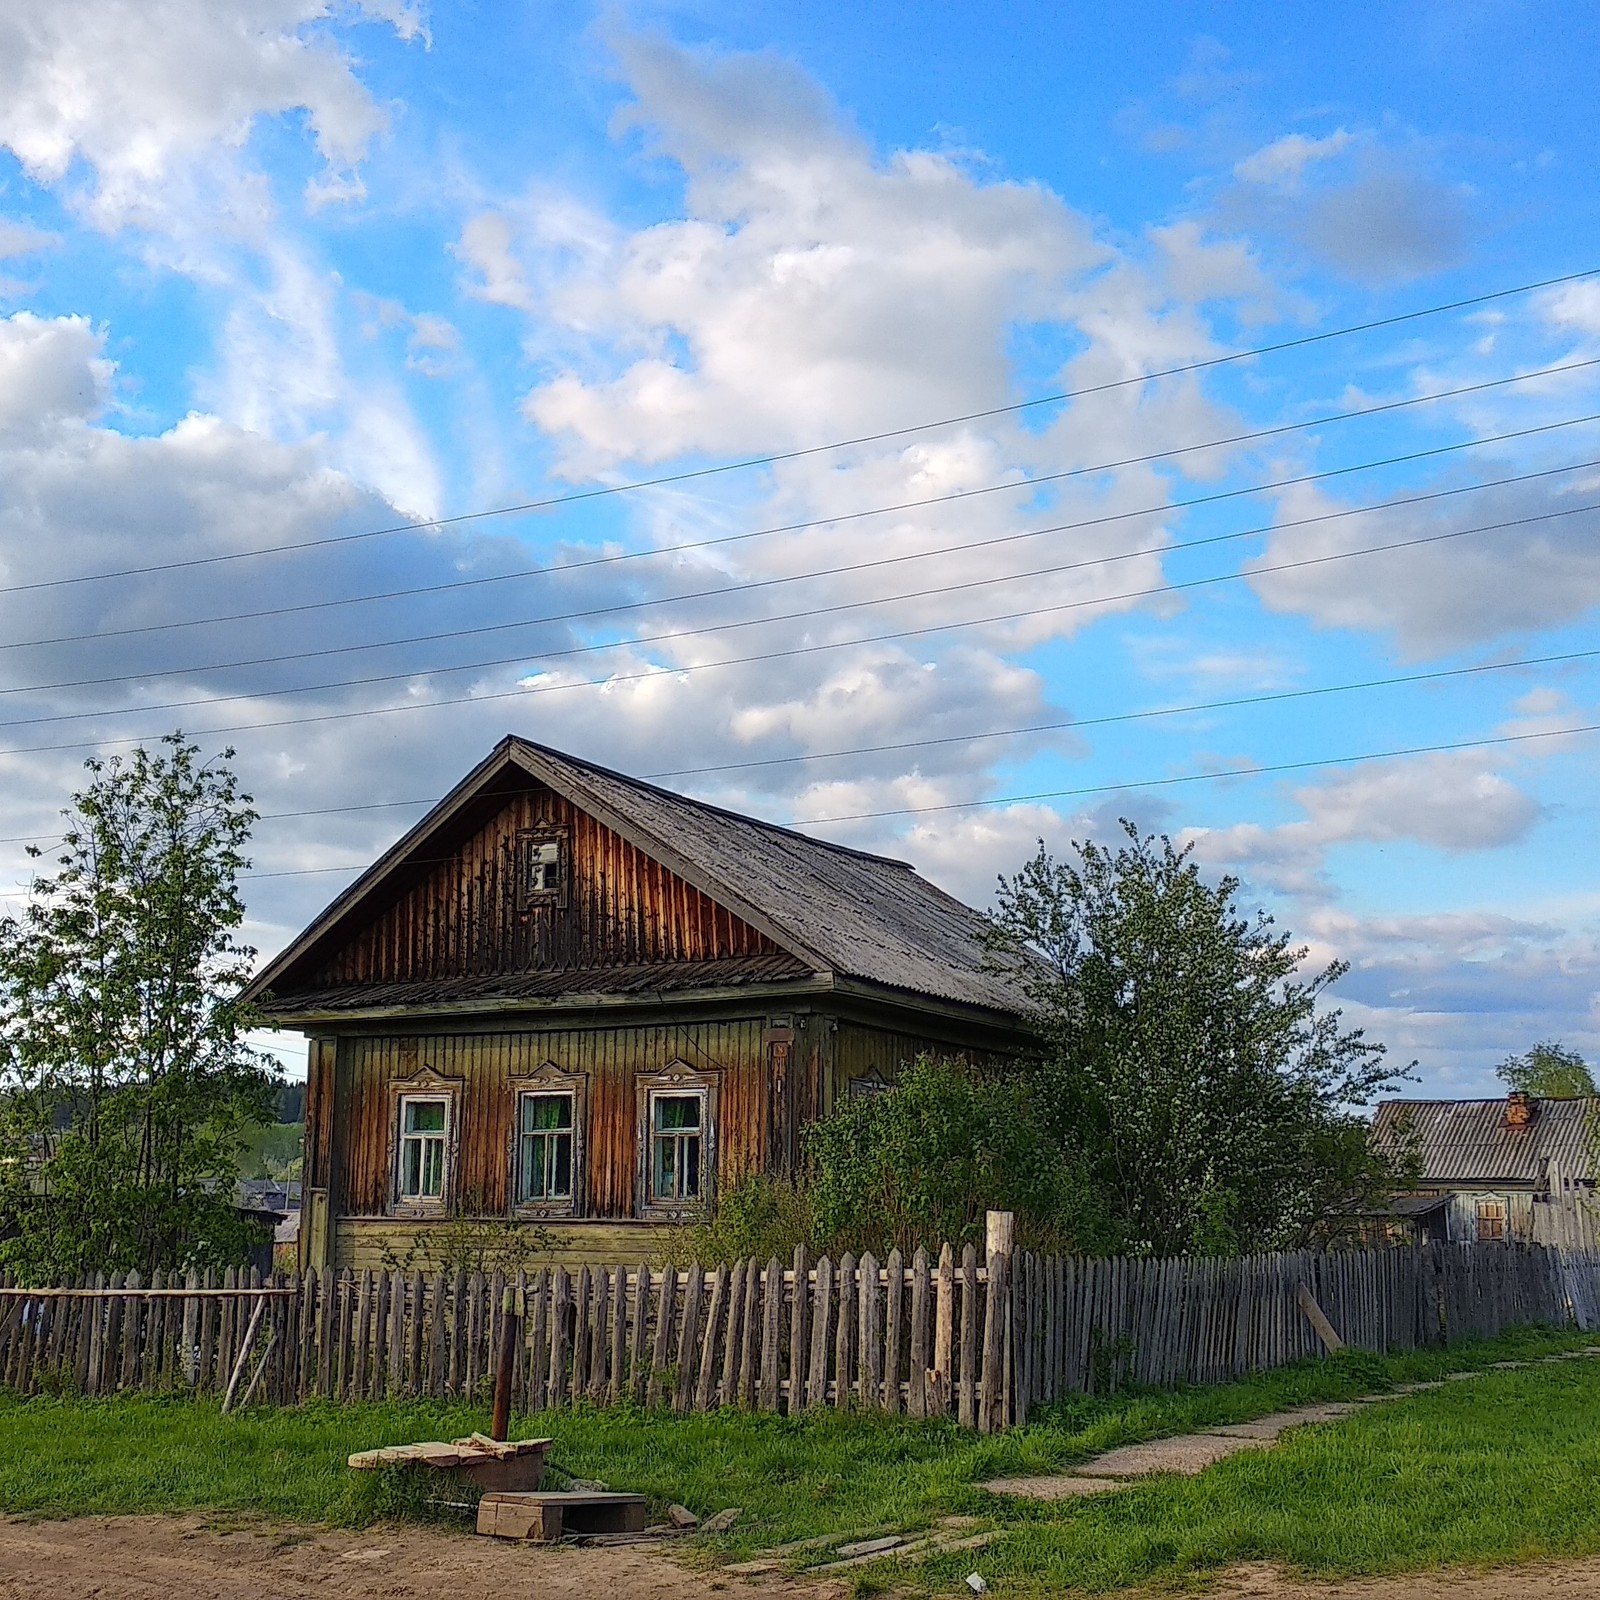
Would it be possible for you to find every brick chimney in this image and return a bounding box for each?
[1504,1090,1535,1128]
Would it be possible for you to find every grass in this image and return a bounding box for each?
[0,1322,1596,1593]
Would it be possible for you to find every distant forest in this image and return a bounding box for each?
[276,1081,305,1124]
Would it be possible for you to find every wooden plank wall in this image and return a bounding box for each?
[2,1244,1592,1432]
[313,788,788,985]
[338,1022,772,1218]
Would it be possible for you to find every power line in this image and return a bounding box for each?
[232,719,1600,879]
[10,445,1598,696]
[4,301,1598,603]
[5,643,1595,849]
[2,492,1594,741]
[12,404,1600,664]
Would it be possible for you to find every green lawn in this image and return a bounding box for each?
[0,1323,1596,1593]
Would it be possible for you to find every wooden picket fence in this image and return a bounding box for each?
[4,1240,1598,1431]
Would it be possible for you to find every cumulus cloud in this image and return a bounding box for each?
[0,0,418,230]
[1247,465,1600,656]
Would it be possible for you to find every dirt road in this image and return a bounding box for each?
[3,1515,1600,1599]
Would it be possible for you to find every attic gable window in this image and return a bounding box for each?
[517,828,569,908]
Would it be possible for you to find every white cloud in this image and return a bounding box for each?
[0,218,59,260]
[1247,468,1600,657]
[0,0,417,230]
[1234,128,1354,192]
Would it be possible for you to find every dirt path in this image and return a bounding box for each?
[6,1515,1600,1599]
[1207,1558,1600,1598]
[0,1513,779,1600]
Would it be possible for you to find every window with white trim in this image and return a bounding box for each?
[648,1089,705,1204]
[518,1090,575,1204]
[398,1095,449,1202]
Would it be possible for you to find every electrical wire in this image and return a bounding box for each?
[10,412,1600,665]
[2,321,1597,604]
[2,491,1595,740]
[4,642,1595,849]
[231,719,1600,879]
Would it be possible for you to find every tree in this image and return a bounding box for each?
[983,823,1412,1257]
[0,736,279,1280]
[1497,1041,1596,1099]
[803,1056,1087,1257]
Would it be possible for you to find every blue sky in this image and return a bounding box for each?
[0,1,1597,1091]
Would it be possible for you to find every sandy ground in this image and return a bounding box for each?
[4,1515,1600,1599]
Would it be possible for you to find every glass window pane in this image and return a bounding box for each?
[653,1134,675,1198]
[553,1135,572,1198]
[684,1134,701,1199]
[522,1093,571,1131]
[405,1100,446,1133]
[654,1094,700,1131]
[520,1134,542,1199]
[403,1140,421,1196]
[422,1139,443,1197]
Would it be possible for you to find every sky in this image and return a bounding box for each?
[0,0,1597,1092]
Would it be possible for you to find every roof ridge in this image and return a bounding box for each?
[503,735,915,870]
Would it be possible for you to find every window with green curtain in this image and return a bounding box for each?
[399,1097,448,1200]
[649,1091,703,1202]
[519,1091,574,1202]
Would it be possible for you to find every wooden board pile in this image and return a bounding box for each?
[724,1517,997,1575]
[347,1433,551,1492]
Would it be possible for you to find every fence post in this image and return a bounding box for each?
[982,1210,1014,1433]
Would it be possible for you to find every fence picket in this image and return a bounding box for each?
[788,1246,810,1413]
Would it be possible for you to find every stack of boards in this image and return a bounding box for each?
[346,1433,552,1492]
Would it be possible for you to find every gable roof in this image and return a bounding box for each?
[1372,1096,1598,1186]
[246,736,1030,1019]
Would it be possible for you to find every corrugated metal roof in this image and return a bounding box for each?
[1372,1097,1598,1185]
[259,954,812,1014]
[251,738,1034,1020]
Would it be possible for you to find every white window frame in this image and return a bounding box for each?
[516,1090,576,1209]
[509,1059,585,1220]
[394,1091,453,1211]
[517,826,569,909]
[647,1088,707,1205]
[636,1061,718,1217]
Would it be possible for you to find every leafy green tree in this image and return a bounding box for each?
[1497,1041,1596,1098]
[0,736,279,1280]
[803,1056,1088,1257]
[984,823,1411,1257]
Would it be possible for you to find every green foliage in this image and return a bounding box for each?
[1498,1039,1597,1098]
[0,735,279,1280]
[237,1122,304,1182]
[803,1056,1086,1257]
[984,823,1413,1256]
[377,1192,555,1278]
[679,1169,818,1265]
[0,1324,1591,1590]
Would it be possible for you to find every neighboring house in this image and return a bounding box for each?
[243,738,1034,1270]
[1370,1092,1599,1246]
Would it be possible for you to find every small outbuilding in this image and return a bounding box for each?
[244,738,1034,1270]
[1370,1092,1599,1246]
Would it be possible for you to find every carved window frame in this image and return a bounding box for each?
[387,1065,460,1217]
[509,1058,586,1220]
[636,1059,719,1219]
[516,825,570,911]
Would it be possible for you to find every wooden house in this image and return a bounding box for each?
[244,738,1034,1269]
[1370,1093,1599,1246]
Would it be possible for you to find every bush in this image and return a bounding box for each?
[679,1170,817,1265]
[803,1055,1087,1257]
